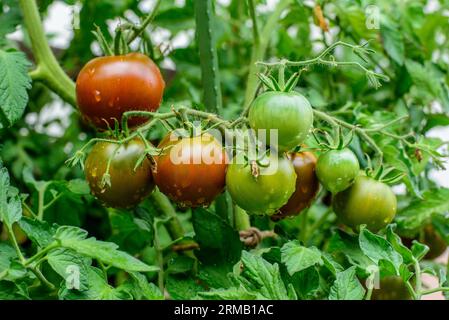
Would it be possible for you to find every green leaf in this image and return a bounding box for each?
[0,165,22,227]
[359,227,403,275]
[66,179,90,195]
[293,266,320,299]
[197,286,257,300]
[55,226,159,273]
[239,251,290,300]
[0,4,21,46]
[47,248,91,291]
[411,241,429,261]
[380,19,404,65]
[329,267,365,300]
[109,211,153,255]
[397,188,449,233]
[405,59,441,102]
[192,207,242,268]
[280,240,322,275]
[59,267,132,300]
[0,243,16,273]
[18,217,57,248]
[128,272,164,300]
[0,49,31,129]
[321,252,344,276]
[0,281,28,300]
[327,229,374,271]
[385,226,414,264]
[166,274,206,300]
[166,255,195,275]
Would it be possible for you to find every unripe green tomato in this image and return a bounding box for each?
[333,176,397,232]
[248,91,313,151]
[226,154,296,215]
[316,148,360,194]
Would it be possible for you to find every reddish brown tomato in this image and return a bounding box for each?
[153,133,228,207]
[85,138,155,208]
[271,152,319,221]
[76,53,165,129]
[402,224,447,260]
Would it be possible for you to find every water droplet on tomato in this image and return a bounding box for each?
[88,68,95,76]
[108,100,114,107]
[94,90,102,102]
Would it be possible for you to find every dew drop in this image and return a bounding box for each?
[88,68,96,76]
[94,90,102,102]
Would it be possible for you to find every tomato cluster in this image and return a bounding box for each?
[76,54,398,234]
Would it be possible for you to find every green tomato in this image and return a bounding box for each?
[226,154,296,215]
[333,176,397,232]
[316,148,360,194]
[248,91,313,151]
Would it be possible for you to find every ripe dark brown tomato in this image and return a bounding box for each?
[271,152,319,221]
[76,53,165,129]
[402,225,447,260]
[153,132,228,207]
[371,276,411,300]
[85,138,155,208]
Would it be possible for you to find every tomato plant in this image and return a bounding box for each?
[84,138,155,208]
[153,132,227,207]
[0,0,448,302]
[76,53,165,129]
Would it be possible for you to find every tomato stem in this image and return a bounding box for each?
[242,0,293,115]
[256,41,390,89]
[413,259,423,300]
[126,0,162,45]
[18,0,77,106]
[247,0,260,46]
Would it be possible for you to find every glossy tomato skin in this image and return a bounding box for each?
[153,133,227,207]
[371,276,411,300]
[226,154,296,215]
[333,176,397,232]
[316,148,359,194]
[85,138,155,208]
[76,53,165,129]
[271,152,319,221]
[248,91,313,151]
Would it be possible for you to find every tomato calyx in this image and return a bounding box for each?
[364,163,405,185]
[312,126,354,151]
[257,71,301,93]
